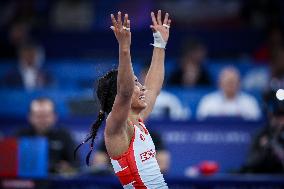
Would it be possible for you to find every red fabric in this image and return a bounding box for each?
[0,138,18,177]
[112,126,147,188]
[127,136,147,189]
[116,152,135,186]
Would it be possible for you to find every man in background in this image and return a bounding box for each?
[240,100,284,173]
[197,66,261,120]
[16,98,78,175]
[3,42,54,91]
[169,39,211,87]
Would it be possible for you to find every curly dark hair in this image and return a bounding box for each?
[74,70,118,165]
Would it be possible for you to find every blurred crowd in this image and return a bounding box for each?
[0,0,284,58]
[0,0,284,177]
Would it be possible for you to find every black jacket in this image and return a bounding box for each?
[16,126,78,173]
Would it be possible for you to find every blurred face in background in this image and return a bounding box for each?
[181,45,207,66]
[29,99,57,135]
[9,23,29,46]
[181,46,207,86]
[219,68,240,99]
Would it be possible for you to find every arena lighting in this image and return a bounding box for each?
[276,89,284,101]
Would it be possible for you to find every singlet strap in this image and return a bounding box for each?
[138,119,149,135]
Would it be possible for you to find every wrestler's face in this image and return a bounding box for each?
[131,76,147,111]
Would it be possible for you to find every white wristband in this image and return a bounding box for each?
[151,31,167,49]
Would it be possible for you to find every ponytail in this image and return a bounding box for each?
[74,110,106,166]
[75,69,117,165]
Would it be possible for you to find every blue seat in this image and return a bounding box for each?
[0,89,84,117]
[45,59,143,89]
[0,61,16,78]
[166,87,215,118]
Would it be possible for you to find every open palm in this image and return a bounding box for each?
[110,11,131,48]
[150,10,171,43]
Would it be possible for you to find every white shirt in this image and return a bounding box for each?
[197,91,261,120]
[20,66,38,91]
[151,91,190,120]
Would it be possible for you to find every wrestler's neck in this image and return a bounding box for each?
[128,110,142,126]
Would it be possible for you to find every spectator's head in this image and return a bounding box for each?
[180,39,207,86]
[271,46,284,78]
[9,22,30,47]
[181,39,207,66]
[29,98,57,135]
[219,67,240,99]
[19,42,43,69]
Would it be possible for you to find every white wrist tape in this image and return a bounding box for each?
[151,31,167,49]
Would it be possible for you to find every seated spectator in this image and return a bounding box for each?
[3,42,54,91]
[197,66,261,120]
[240,100,284,173]
[168,39,211,87]
[0,22,30,59]
[90,131,170,175]
[16,98,78,175]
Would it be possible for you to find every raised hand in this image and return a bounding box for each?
[110,12,131,49]
[150,10,171,43]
